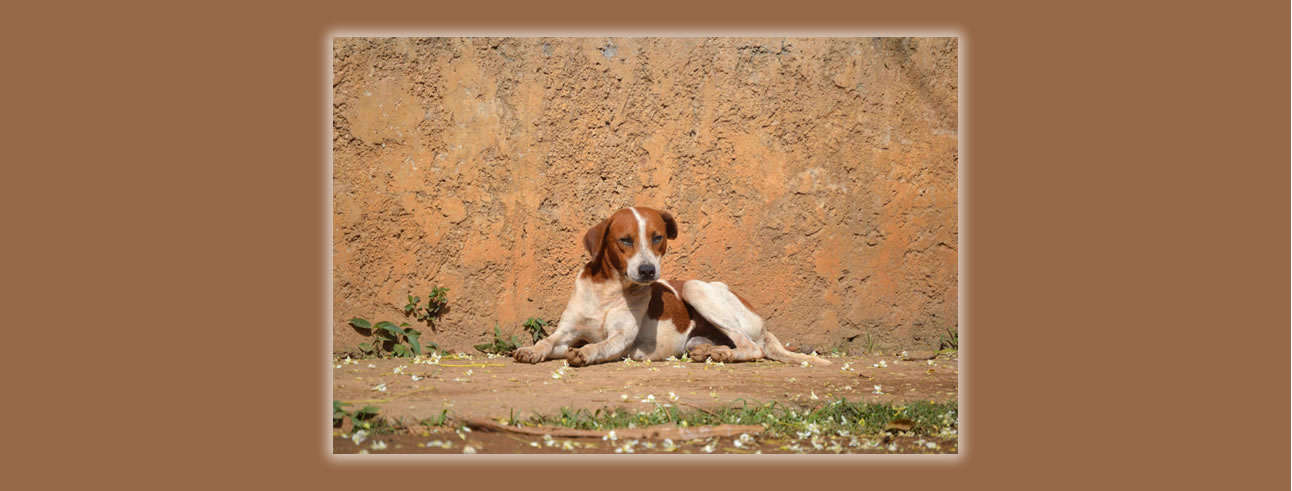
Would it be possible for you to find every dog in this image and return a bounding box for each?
[513,206,831,367]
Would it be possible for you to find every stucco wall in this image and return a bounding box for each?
[332,37,958,354]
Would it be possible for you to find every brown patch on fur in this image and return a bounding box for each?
[581,209,640,283]
[648,282,691,333]
[582,217,610,258]
[658,210,678,239]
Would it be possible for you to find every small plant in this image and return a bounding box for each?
[405,286,450,331]
[862,332,879,355]
[348,286,451,358]
[349,318,436,358]
[474,323,524,355]
[938,328,958,351]
[424,340,448,356]
[333,401,381,429]
[522,317,549,344]
[419,409,452,428]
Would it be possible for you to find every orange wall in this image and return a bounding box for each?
[333,37,958,354]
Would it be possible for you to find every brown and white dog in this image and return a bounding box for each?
[513,206,831,367]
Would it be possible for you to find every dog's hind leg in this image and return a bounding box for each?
[679,280,767,363]
[681,280,832,365]
[684,336,719,352]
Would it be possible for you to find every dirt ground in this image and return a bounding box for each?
[332,352,958,454]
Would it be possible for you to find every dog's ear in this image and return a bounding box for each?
[583,217,611,258]
[660,210,678,239]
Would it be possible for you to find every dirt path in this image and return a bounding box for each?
[333,353,957,423]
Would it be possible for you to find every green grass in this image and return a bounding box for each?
[336,399,958,442]
[519,399,957,438]
[335,397,961,436]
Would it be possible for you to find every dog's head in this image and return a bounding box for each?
[583,207,678,285]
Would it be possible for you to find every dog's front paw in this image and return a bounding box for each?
[565,347,593,367]
[513,346,545,364]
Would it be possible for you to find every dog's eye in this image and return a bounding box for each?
[652,235,662,244]
[619,237,633,246]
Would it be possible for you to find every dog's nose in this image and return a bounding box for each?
[637,264,656,279]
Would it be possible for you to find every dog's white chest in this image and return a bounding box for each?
[565,278,650,334]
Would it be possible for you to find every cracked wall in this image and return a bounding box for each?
[332,37,958,354]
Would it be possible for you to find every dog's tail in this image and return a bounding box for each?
[762,330,832,366]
